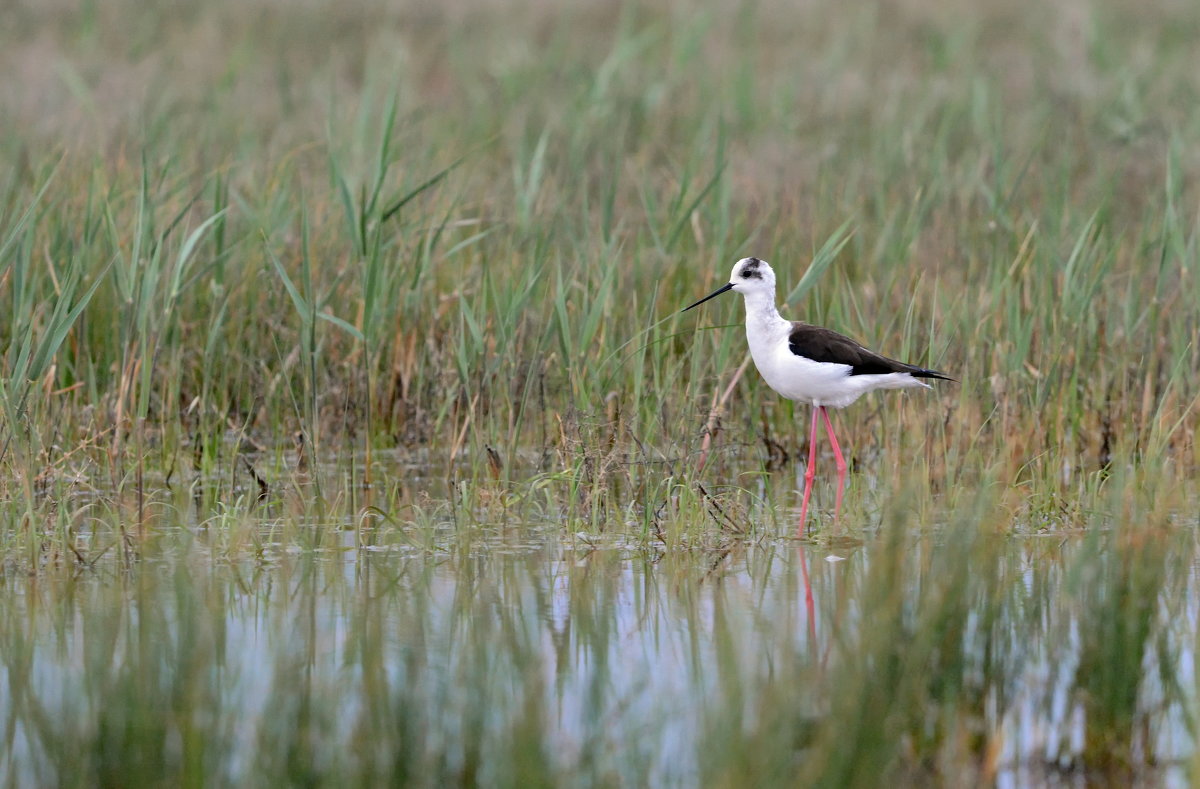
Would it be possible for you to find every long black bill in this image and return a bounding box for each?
[681,282,734,313]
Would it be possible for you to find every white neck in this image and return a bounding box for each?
[742,289,788,333]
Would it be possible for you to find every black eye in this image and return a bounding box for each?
[742,270,751,278]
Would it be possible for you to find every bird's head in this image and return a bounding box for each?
[728,257,775,296]
[681,257,775,312]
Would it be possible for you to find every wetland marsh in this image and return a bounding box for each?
[2,0,1200,785]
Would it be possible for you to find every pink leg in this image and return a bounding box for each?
[797,406,820,537]
[820,407,848,524]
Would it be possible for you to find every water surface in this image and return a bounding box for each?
[2,527,1197,786]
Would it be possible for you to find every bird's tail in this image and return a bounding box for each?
[908,367,954,382]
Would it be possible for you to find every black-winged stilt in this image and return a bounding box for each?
[683,257,952,536]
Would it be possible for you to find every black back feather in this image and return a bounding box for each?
[787,323,953,380]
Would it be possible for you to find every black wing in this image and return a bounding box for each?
[787,322,952,380]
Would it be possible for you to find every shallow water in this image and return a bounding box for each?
[1,525,1197,786]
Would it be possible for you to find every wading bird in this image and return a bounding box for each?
[682,257,951,536]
